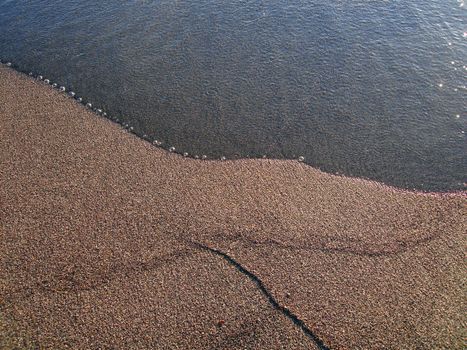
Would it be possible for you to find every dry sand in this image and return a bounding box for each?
[0,66,465,349]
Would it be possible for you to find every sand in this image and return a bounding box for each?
[0,66,465,349]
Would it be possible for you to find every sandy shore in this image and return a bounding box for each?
[0,66,465,349]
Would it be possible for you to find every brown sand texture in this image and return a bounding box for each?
[0,66,466,349]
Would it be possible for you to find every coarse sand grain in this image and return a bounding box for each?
[0,66,465,349]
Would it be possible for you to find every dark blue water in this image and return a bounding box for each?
[1,0,465,191]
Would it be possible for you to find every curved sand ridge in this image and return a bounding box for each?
[0,66,465,349]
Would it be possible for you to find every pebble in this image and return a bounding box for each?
[169,146,176,152]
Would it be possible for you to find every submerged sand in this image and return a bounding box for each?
[0,66,465,349]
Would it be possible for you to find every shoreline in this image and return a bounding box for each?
[1,65,465,349]
[0,61,465,195]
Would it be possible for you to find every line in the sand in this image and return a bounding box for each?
[189,241,331,350]
[211,231,442,258]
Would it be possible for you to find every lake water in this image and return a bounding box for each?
[0,0,465,191]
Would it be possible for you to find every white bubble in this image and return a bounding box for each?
[438,83,443,88]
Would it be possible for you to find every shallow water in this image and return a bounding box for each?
[0,0,465,191]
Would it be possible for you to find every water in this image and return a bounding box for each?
[0,0,465,191]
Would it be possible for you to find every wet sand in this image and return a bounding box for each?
[0,66,465,349]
